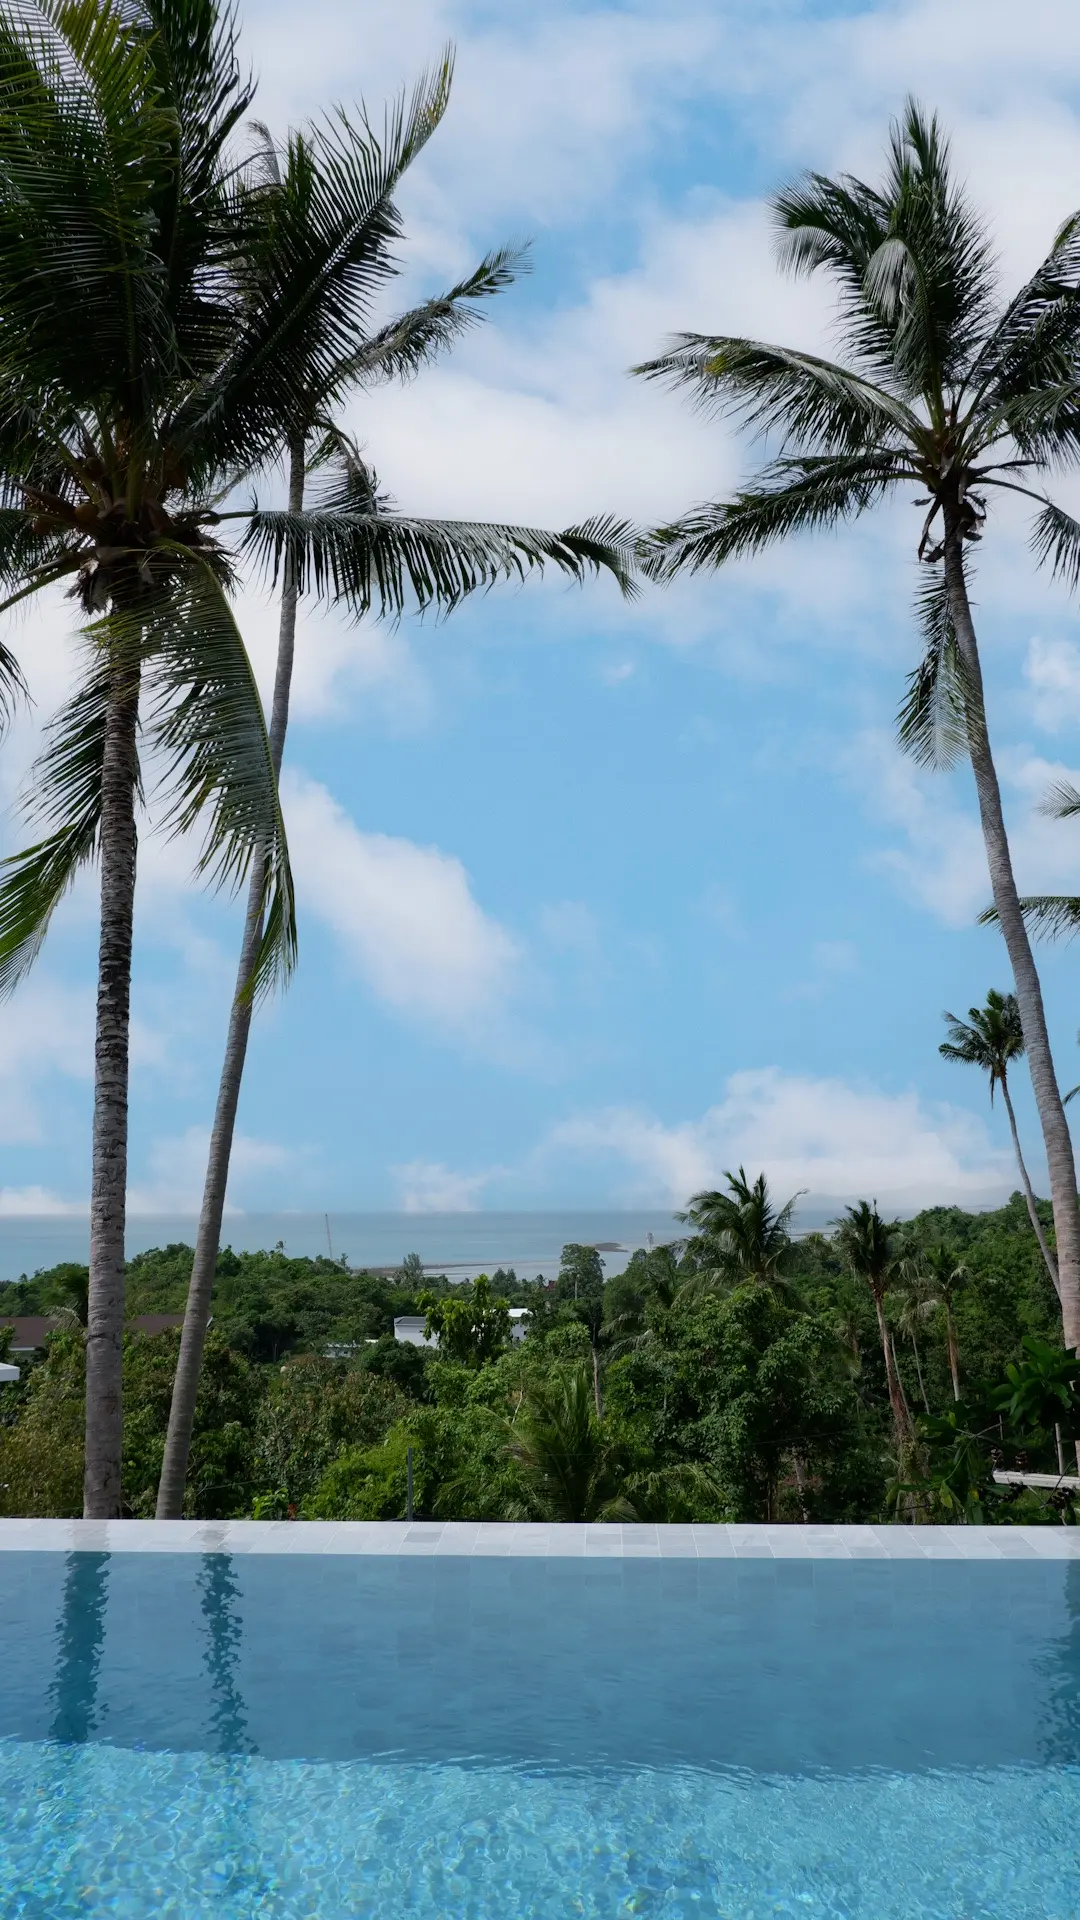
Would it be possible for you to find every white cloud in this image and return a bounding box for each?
[1024,636,1080,733]
[847,732,1080,929]
[394,1160,492,1212]
[543,1066,1014,1210]
[0,979,93,1144]
[126,1125,294,1214]
[0,1186,84,1217]
[283,770,520,1036]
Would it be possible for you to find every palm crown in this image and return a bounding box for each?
[680,1167,802,1293]
[0,3,633,999]
[939,988,1024,1102]
[636,100,1080,766]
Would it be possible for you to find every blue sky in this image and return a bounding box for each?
[5,0,1080,1217]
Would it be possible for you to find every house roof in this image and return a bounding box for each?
[0,1313,184,1351]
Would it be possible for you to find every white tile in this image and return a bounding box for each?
[1,1518,1076,1559]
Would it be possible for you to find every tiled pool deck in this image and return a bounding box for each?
[0,1519,1077,1557]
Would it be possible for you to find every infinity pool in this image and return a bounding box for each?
[1,1526,1078,1917]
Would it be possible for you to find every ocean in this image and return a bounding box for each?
[0,1211,686,1284]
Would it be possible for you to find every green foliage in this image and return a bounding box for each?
[555,1244,606,1304]
[419,1274,512,1367]
[0,1331,84,1516]
[253,1359,410,1508]
[679,1168,801,1296]
[992,1337,1080,1441]
[1,1192,1076,1525]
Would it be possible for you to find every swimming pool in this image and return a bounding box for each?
[1,1521,1078,1917]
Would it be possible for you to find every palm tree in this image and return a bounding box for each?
[155,88,634,1519]
[505,1367,718,1522]
[507,1368,630,1521]
[889,1264,934,1412]
[940,991,1058,1287]
[679,1167,802,1296]
[635,101,1080,1358]
[0,1,630,1519]
[834,1201,913,1452]
[919,1243,969,1400]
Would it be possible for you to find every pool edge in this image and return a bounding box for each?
[0,1519,1078,1557]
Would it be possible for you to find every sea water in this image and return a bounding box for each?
[0,1210,684,1283]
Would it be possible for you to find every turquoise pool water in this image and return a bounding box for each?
[1,1550,1078,1917]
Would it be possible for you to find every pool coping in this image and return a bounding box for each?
[0,1520,1078,1557]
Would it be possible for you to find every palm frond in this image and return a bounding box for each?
[979,895,1080,941]
[336,242,528,392]
[965,217,1080,413]
[243,495,638,615]
[634,335,918,455]
[774,101,996,392]
[0,653,113,992]
[177,53,454,477]
[877,100,997,392]
[0,0,182,409]
[143,550,295,997]
[1031,500,1080,593]
[1039,777,1080,821]
[896,566,970,768]
[977,384,1080,468]
[141,0,255,341]
[641,452,905,578]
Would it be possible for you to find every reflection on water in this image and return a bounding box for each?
[48,1552,109,1745]
[1041,1560,1080,1763]
[197,1555,269,1905]
[199,1554,254,1755]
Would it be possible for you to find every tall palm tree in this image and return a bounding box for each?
[679,1167,802,1297]
[939,990,1058,1286]
[635,101,1080,1357]
[0,0,630,1518]
[889,1263,933,1412]
[919,1243,969,1401]
[834,1201,913,1452]
[155,88,635,1519]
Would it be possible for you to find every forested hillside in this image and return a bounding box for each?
[1,1190,1075,1524]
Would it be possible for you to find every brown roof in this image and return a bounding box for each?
[0,1316,60,1351]
[0,1313,184,1350]
[129,1314,184,1338]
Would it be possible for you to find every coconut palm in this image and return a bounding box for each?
[834,1202,913,1452]
[505,1366,718,1522]
[889,1264,934,1413]
[679,1167,802,1297]
[506,1368,631,1521]
[939,991,1057,1286]
[155,91,635,1519]
[919,1243,969,1401]
[635,100,1080,1356]
[0,0,630,1519]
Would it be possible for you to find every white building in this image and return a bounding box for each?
[394,1309,530,1349]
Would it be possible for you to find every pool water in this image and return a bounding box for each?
[1,1548,1078,1917]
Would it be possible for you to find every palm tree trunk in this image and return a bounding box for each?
[874,1293,913,1450]
[591,1342,602,1420]
[155,433,304,1520]
[944,520,1080,1363]
[910,1332,930,1414]
[999,1070,1059,1290]
[945,1306,960,1402]
[84,659,140,1518]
